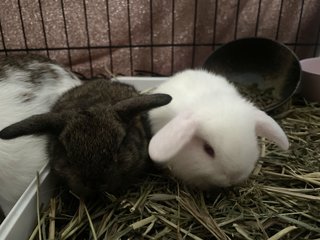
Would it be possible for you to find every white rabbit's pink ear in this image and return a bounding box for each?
[254,110,289,150]
[149,111,197,163]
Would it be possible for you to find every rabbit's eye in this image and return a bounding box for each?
[203,143,215,158]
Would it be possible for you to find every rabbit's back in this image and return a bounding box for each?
[51,79,139,112]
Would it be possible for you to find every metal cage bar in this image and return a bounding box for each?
[254,0,262,37]
[83,0,94,77]
[0,20,7,56]
[60,0,72,69]
[294,0,304,52]
[105,0,114,74]
[275,0,284,41]
[234,0,240,39]
[314,22,320,56]
[17,0,29,52]
[127,0,134,76]
[212,0,218,51]
[149,0,154,74]
[37,0,49,57]
[191,0,198,68]
[171,0,175,75]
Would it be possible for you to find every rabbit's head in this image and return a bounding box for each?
[148,69,289,189]
[149,103,288,188]
[0,93,171,198]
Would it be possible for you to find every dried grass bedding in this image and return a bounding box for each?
[30,100,320,240]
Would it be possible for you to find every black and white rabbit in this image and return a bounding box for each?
[0,55,82,215]
[149,69,289,189]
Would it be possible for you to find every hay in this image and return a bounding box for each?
[30,100,320,240]
[234,83,278,110]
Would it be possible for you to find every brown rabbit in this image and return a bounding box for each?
[0,79,172,198]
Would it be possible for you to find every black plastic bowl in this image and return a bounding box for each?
[203,37,301,113]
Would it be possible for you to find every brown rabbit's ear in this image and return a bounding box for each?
[0,113,67,139]
[113,93,172,119]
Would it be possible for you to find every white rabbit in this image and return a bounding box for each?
[148,69,289,189]
[0,55,82,215]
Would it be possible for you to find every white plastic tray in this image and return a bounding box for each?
[0,77,166,239]
[0,164,54,239]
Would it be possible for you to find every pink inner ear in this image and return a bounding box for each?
[255,110,289,150]
[149,111,197,163]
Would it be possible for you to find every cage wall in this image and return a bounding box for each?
[0,0,319,78]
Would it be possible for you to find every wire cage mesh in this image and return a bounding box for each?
[0,0,319,78]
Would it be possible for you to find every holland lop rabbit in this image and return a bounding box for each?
[0,54,82,215]
[148,69,289,189]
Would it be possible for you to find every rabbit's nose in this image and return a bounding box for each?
[229,171,248,185]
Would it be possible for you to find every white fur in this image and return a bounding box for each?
[149,69,289,189]
[0,64,82,215]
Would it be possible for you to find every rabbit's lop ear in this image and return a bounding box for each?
[149,111,197,163]
[0,113,67,139]
[255,110,289,150]
[114,93,172,119]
